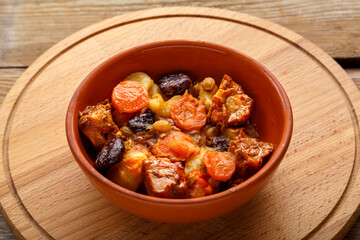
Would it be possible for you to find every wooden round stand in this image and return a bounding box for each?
[1,7,359,239]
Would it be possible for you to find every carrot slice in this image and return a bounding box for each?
[203,151,236,181]
[152,131,200,161]
[170,92,207,131]
[112,81,149,113]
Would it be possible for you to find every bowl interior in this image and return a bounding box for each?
[69,40,291,194]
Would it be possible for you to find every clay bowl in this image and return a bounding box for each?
[66,40,293,223]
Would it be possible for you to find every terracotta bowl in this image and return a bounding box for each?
[66,40,293,223]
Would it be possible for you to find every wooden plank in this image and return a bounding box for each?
[0,69,24,105]
[0,0,359,67]
[347,69,360,90]
[0,214,16,240]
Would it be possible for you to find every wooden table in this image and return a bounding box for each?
[0,1,359,239]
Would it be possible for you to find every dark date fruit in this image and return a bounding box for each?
[94,137,125,170]
[127,109,155,133]
[211,136,230,152]
[158,73,192,98]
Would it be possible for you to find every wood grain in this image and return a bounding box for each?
[347,69,360,90]
[0,0,359,67]
[0,69,24,105]
[0,7,360,239]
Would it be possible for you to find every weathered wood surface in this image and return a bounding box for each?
[0,0,360,68]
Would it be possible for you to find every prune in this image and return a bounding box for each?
[127,109,155,133]
[94,137,125,170]
[211,137,230,152]
[158,73,192,98]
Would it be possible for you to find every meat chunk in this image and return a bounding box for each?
[79,100,120,150]
[228,131,274,187]
[209,75,253,129]
[229,130,274,170]
[143,157,189,198]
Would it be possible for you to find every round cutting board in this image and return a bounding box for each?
[1,7,360,240]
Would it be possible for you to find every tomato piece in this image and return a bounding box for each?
[112,81,149,113]
[203,151,236,181]
[152,131,200,161]
[170,92,207,131]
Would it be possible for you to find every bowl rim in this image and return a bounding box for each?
[66,39,293,205]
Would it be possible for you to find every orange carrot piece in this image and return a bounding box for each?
[170,92,207,131]
[152,131,200,161]
[112,81,149,113]
[203,151,236,181]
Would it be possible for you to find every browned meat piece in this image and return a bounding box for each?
[208,75,253,130]
[143,157,189,198]
[227,164,260,188]
[227,131,274,187]
[79,100,120,150]
[229,130,274,170]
